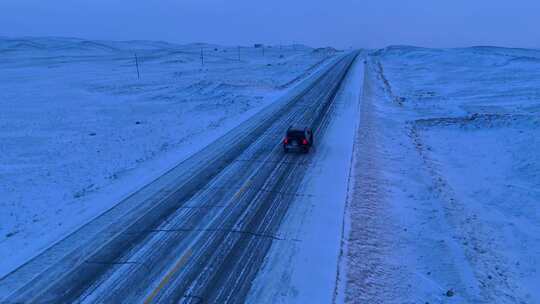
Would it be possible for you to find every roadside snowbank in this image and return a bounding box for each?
[0,37,337,277]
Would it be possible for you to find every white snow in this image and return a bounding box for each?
[344,46,540,303]
[4,39,539,303]
[246,55,364,303]
[0,37,338,278]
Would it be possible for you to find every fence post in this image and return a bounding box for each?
[134,53,140,80]
[200,47,204,66]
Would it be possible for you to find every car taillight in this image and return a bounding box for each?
[284,138,289,144]
[302,139,308,145]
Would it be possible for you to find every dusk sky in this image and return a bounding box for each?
[1,0,539,49]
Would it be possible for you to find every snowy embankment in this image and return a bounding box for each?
[0,37,338,277]
[345,47,540,303]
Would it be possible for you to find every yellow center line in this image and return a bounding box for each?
[231,177,253,201]
[143,249,193,304]
[142,176,255,303]
[144,155,281,304]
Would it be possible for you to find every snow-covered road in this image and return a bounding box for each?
[0,45,358,303]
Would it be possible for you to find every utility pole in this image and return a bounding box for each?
[134,53,140,80]
[200,47,204,66]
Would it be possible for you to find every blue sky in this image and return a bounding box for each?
[1,0,539,48]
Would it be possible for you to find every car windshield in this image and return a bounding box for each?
[287,130,305,138]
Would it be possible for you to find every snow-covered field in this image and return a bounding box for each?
[0,37,337,277]
[3,38,539,303]
[345,47,540,303]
